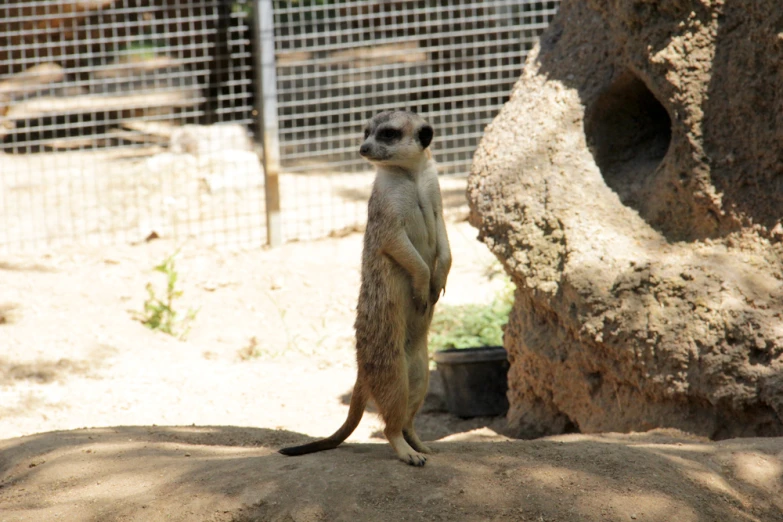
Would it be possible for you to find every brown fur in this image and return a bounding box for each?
[279,110,452,466]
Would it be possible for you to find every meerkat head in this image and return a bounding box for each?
[359,110,433,171]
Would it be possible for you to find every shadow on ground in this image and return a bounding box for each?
[1,425,781,522]
[0,344,116,387]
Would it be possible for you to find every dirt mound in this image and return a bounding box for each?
[468,0,783,439]
[0,220,781,521]
[1,426,781,522]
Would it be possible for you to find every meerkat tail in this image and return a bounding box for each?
[278,382,367,456]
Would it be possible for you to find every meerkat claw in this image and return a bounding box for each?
[405,453,427,466]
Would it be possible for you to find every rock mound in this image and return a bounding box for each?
[468,0,783,439]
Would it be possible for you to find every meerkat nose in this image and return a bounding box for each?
[359,143,370,156]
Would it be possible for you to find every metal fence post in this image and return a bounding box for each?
[253,0,283,247]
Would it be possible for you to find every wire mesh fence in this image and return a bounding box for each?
[0,0,262,251]
[271,0,560,241]
[0,0,560,252]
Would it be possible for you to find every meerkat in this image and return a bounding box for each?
[279,110,452,466]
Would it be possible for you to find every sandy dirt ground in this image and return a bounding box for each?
[1,219,782,521]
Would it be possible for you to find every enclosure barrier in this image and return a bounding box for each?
[0,0,559,251]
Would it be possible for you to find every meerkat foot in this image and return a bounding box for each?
[403,429,432,454]
[387,432,428,466]
[414,443,433,454]
[402,451,427,466]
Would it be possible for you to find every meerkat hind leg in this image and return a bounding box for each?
[386,427,427,466]
[402,345,432,454]
[403,422,432,454]
[371,371,428,466]
[380,398,428,466]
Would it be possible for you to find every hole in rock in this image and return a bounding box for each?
[584,71,672,212]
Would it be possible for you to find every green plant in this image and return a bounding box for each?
[428,277,515,352]
[134,249,198,340]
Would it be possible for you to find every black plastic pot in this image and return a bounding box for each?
[433,346,509,418]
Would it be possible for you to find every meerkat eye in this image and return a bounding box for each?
[363,128,371,139]
[377,128,402,142]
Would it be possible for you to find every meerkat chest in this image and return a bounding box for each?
[374,170,438,261]
[406,181,437,257]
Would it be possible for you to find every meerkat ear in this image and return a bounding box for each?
[417,124,433,149]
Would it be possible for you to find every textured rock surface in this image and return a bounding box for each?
[468,0,783,439]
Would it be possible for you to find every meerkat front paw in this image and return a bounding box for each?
[413,279,431,315]
[429,285,444,305]
[430,271,447,305]
[413,295,429,315]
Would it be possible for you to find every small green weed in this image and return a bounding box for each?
[428,277,515,352]
[134,249,198,340]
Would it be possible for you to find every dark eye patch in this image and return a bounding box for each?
[377,127,402,142]
[363,128,371,139]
